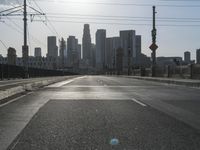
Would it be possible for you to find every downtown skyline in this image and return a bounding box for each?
[0,0,200,59]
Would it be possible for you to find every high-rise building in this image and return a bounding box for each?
[105,38,113,69]
[96,29,106,70]
[184,51,191,64]
[7,47,17,65]
[47,36,58,58]
[135,35,142,65]
[59,38,66,69]
[77,44,82,61]
[120,30,136,71]
[82,24,92,65]
[196,49,200,64]
[67,36,79,67]
[91,44,96,68]
[112,37,121,69]
[34,47,42,57]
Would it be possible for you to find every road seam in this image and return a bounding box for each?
[132,98,147,107]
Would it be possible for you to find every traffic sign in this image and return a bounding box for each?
[149,43,158,51]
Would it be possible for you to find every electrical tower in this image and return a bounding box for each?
[0,0,45,78]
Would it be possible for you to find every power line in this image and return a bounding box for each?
[46,15,200,23]
[45,19,200,27]
[3,17,46,47]
[46,13,200,21]
[0,39,8,49]
[7,16,200,26]
[39,0,200,7]
[32,0,61,38]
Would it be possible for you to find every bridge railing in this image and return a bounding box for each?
[0,64,77,80]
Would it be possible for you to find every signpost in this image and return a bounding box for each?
[149,6,158,77]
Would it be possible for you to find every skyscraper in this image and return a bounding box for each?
[112,37,121,69]
[77,44,82,61]
[59,38,66,69]
[184,51,191,64]
[135,35,142,65]
[7,47,17,65]
[34,47,42,57]
[196,49,200,64]
[91,43,96,68]
[47,36,58,58]
[120,30,136,71]
[67,36,78,67]
[82,24,92,65]
[105,38,113,69]
[96,29,106,70]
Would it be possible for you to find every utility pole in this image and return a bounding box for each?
[23,0,29,78]
[0,1,45,78]
[149,6,158,77]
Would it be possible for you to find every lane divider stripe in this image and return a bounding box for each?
[132,98,147,107]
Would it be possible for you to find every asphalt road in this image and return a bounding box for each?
[1,76,200,150]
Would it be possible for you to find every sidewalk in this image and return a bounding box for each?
[0,76,77,103]
[122,76,200,88]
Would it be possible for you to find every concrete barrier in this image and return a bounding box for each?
[0,76,77,103]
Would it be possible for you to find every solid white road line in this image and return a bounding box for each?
[0,92,33,108]
[132,98,147,107]
[47,76,86,87]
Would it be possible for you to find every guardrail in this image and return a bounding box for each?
[0,64,77,80]
[131,64,200,79]
[105,64,200,79]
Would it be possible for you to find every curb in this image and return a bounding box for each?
[0,76,76,102]
[121,76,200,88]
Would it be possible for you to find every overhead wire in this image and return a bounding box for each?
[38,0,200,8]
[32,0,61,38]
[0,39,8,49]
[4,16,46,47]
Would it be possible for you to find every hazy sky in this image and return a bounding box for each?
[0,0,200,60]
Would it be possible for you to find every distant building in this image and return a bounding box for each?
[135,35,142,65]
[184,51,191,64]
[120,30,136,72]
[77,44,81,61]
[139,53,151,67]
[47,36,58,58]
[91,44,96,68]
[16,56,59,70]
[0,55,7,64]
[196,49,200,64]
[82,24,92,66]
[59,38,66,69]
[7,47,17,65]
[157,57,183,67]
[67,36,79,67]
[34,47,42,57]
[116,48,123,75]
[96,29,106,70]
[105,38,113,69]
[112,37,121,69]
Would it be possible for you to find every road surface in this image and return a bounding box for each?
[0,76,200,150]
